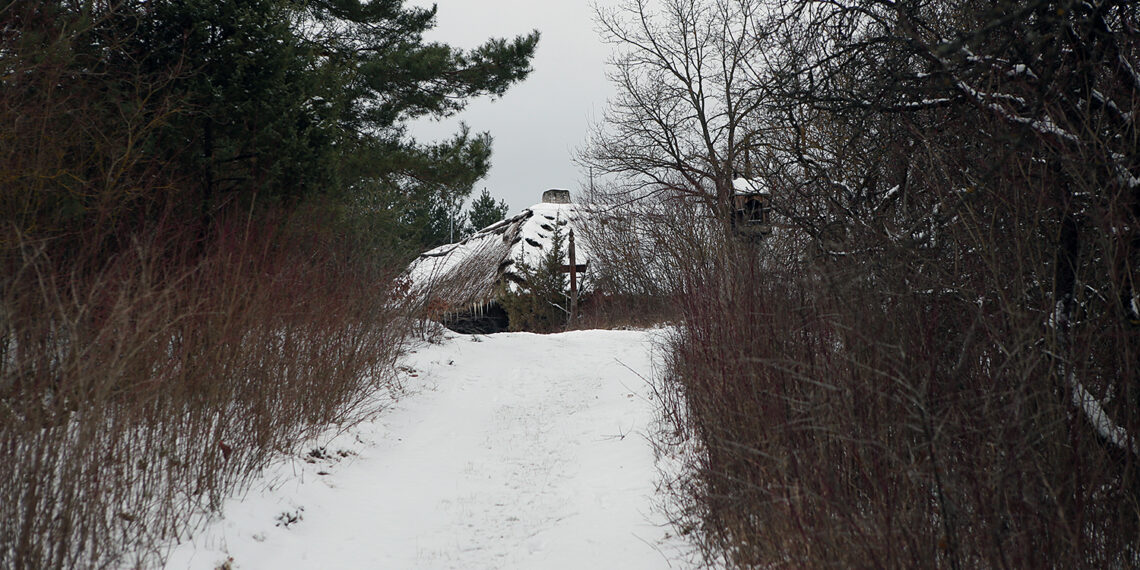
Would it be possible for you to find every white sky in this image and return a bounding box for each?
[408,0,615,213]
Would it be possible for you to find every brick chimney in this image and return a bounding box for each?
[542,189,571,204]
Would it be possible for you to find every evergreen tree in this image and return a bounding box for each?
[467,188,511,234]
[418,202,469,249]
[3,0,539,259]
[500,219,573,332]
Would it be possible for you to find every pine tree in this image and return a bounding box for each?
[500,219,573,332]
[467,188,511,234]
[2,0,539,259]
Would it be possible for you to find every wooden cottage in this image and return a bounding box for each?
[406,189,590,333]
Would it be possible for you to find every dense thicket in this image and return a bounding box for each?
[0,1,536,567]
[585,0,1139,567]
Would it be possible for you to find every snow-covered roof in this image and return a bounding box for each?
[733,176,768,196]
[407,199,591,312]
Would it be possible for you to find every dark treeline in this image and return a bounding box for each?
[582,0,1139,567]
[0,1,535,568]
[2,0,536,260]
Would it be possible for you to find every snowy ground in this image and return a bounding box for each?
[161,328,697,569]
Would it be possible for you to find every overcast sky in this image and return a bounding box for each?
[408,0,615,213]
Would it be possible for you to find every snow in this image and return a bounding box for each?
[1070,378,1138,455]
[732,176,767,196]
[952,78,1079,143]
[1007,64,1038,79]
[900,97,953,109]
[159,328,695,569]
[516,202,592,269]
[1051,300,1139,456]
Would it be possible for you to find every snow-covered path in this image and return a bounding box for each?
[163,329,690,569]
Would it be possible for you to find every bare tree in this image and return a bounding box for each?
[581,0,774,224]
[589,0,1140,566]
[775,0,1140,454]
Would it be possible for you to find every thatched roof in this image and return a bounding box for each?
[407,199,590,313]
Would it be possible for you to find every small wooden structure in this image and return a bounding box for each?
[731,177,772,239]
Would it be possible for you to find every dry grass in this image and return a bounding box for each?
[661,225,1140,568]
[585,181,1140,568]
[0,218,410,569]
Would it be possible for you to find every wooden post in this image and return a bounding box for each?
[568,228,578,323]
